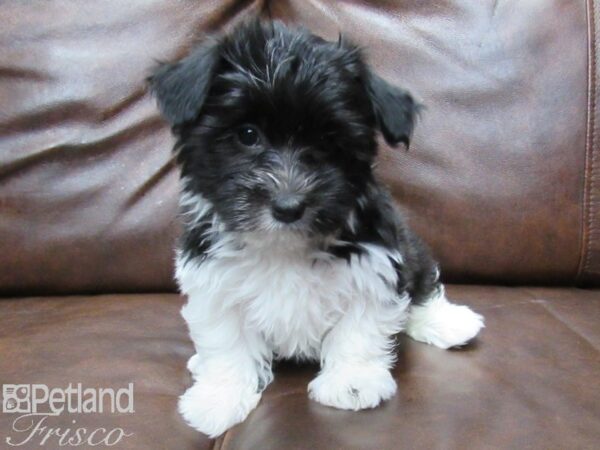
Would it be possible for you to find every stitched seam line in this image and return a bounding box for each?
[586,0,600,275]
[578,0,598,281]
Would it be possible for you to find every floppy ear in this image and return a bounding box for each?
[148,42,219,126]
[366,71,419,148]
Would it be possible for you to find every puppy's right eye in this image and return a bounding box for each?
[236,126,261,147]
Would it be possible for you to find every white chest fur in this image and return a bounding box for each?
[176,231,405,360]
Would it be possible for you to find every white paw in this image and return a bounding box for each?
[178,378,260,438]
[308,365,396,411]
[407,296,485,349]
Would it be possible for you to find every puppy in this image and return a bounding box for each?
[149,20,484,437]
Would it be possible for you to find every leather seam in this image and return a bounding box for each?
[212,432,230,450]
[578,0,598,281]
[520,288,600,353]
[587,0,600,277]
[210,390,307,449]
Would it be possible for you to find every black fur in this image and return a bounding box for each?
[150,20,439,304]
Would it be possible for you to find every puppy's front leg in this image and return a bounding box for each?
[308,304,402,411]
[178,301,271,438]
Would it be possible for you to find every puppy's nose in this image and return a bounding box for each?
[271,196,306,223]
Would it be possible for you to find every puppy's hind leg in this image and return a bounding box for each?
[406,285,485,349]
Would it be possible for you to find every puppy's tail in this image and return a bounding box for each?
[405,286,485,349]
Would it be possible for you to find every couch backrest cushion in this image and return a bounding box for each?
[0,0,596,294]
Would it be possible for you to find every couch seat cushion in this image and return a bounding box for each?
[0,286,598,449]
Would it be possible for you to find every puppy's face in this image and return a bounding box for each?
[150,21,418,235]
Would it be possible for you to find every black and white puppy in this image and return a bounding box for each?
[150,20,484,437]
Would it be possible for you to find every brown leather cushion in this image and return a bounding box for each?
[1,286,598,449]
[0,0,259,295]
[270,1,591,286]
[0,0,596,294]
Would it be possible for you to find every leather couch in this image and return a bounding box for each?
[1,1,599,449]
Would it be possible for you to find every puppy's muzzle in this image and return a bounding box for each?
[271,195,306,223]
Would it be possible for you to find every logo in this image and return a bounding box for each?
[2,383,135,447]
[2,386,30,414]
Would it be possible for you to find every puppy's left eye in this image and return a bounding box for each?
[236,126,261,147]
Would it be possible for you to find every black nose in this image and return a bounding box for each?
[271,196,306,223]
